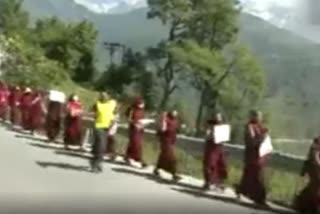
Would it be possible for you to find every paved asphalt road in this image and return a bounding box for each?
[0,124,293,214]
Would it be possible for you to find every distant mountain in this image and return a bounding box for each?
[73,0,147,14]
[240,0,320,43]
[21,0,320,138]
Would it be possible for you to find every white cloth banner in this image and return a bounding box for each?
[214,124,231,144]
[259,135,273,157]
[49,90,66,103]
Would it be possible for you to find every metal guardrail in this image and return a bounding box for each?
[83,116,307,162]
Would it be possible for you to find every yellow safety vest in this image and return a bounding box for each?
[95,100,117,129]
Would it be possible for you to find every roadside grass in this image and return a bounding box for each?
[55,80,98,109]
[113,131,307,207]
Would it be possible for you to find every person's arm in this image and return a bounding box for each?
[314,150,320,167]
[161,116,167,132]
[86,104,96,118]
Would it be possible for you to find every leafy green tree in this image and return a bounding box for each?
[33,17,97,82]
[96,49,143,95]
[0,35,67,88]
[171,40,265,135]
[0,0,29,36]
[134,70,158,111]
[147,0,192,110]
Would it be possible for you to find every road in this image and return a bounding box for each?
[0,124,293,214]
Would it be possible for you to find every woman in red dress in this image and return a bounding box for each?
[63,94,84,150]
[0,82,10,122]
[125,97,147,168]
[9,86,22,126]
[236,110,270,207]
[203,112,228,191]
[29,91,47,135]
[154,110,181,182]
[294,137,320,214]
[20,88,33,131]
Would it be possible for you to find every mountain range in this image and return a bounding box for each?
[21,0,320,138]
[70,0,320,43]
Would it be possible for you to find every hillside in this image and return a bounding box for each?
[21,0,320,138]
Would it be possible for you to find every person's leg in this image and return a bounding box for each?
[90,128,100,172]
[91,128,107,173]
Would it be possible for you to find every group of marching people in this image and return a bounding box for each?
[112,96,320,213]
[0,80,319,213]
[0,82,86,151]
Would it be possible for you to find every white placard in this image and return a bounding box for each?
[139,119,155,126]
[108,123,118,136]
[214,124,231,144]
[49,90,66,103]
[259,135,273,157]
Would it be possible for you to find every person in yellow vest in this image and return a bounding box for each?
[90,92,117,173]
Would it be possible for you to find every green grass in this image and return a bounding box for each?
[55,80,99,110]
[113,130,307,207]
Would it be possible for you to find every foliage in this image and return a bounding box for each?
[166,0,265,136]
[147,0,193,110]
[0,0,29,36]
[133,69,158,111]
[33,17,98,82]
[0,34,67,88]
[96,64,134,95]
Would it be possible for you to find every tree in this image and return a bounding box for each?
[33,18,98,82]
[0,35,67,88]
[0,0,29,36]
[163,0,242,134]
[171,40,265,135]
[96,49,143,96]
[147,0,192,110]
[134,69,158,111]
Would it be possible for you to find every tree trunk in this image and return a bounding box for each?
[195,90,206,136]
[159,83,171,110]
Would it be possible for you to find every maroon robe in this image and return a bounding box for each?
[0,86,9,121]
[203,120,228,186]
[20,92,33,130]
[126,107,144,162]
[29,93,46,132]
[294,140,320,213]
[156,114,179,174]
[46,101,62,142]
[64,100,83,146]
[236,121,269,205]
[9,88,22,125]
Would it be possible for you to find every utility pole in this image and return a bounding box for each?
[103,42,126,66]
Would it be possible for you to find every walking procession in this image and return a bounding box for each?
[0,81,318,213]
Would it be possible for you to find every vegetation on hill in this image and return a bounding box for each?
[19,0,320,139]
[0,0,97,89]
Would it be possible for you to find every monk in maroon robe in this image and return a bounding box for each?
[29,91,46,135]
[294,137,320,214]
[203,112,228,191]
[63,94,84,150]
[125,97,147,168]
[0,82,10,122]
[9,86,22,126]
[20,88,33,131]
[46,100,63,142]
[154,110,181,182]
[236,110,269,207]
